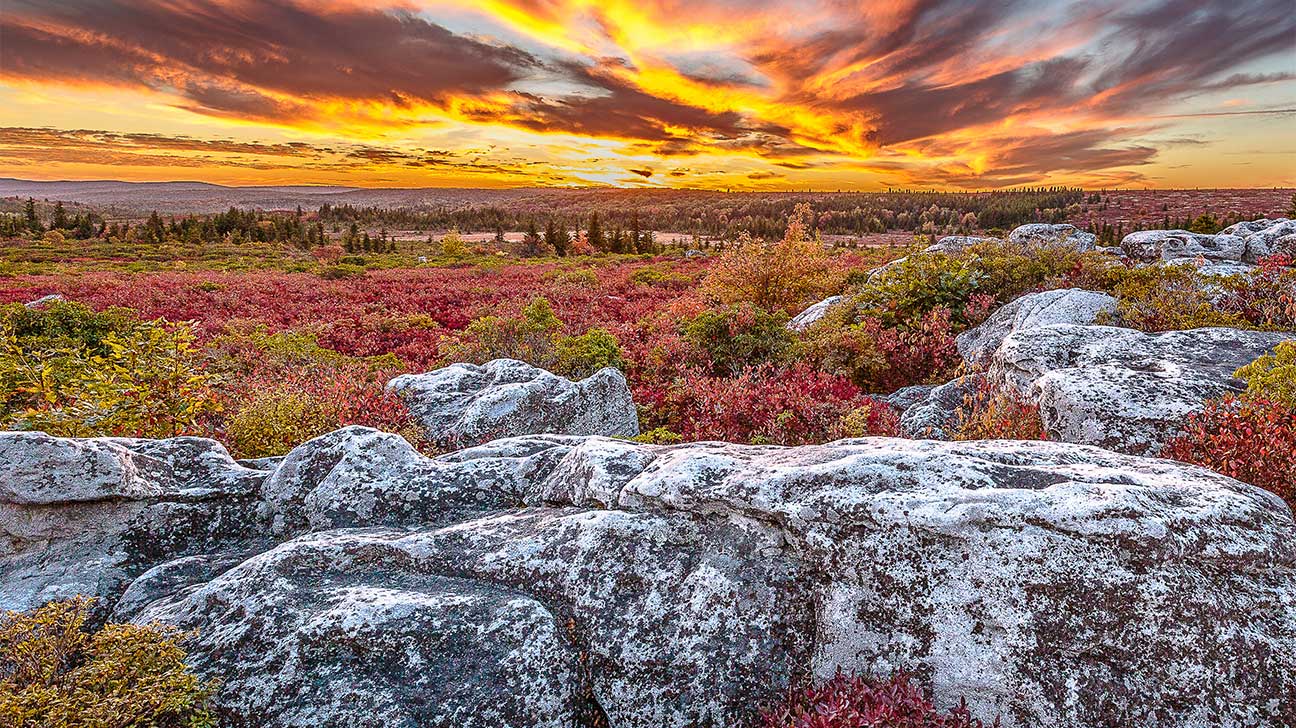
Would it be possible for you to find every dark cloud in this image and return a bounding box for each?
[1,0,1292,187]
[629,168,654,178]
[1,0,538,121]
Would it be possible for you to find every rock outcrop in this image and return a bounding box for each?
[923,235,1000,254]
[1221,217,1296,262]
[1120,229,1247,264]
[1006,223,1097,252]
[788,295,843,331]
[955,289,1117,366]
[897,375,982,439]
[2,427,1292,727]
[990,325,1293,454]
[387,359,639,448]
[0,432,267,614]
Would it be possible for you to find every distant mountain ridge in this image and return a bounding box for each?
[0,177,535,213]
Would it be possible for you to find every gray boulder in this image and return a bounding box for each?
[787,295,843,331]
[923,235,1000,254]
[2,427,1293,727]
[1220,217,1290,238]
[1120,229,1246,263]
[1235,219,1296,262]
[955,289,1117,366]
[881,383,938,413]
[1006,223,1097,252]
[0,432,267,614]
[387,359,639,448]
[23,293,65,308]
[897,374,983,439]
[990,325,1293,454]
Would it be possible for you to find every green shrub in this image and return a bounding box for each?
[853,253,986,328]
[1,317,220,438]
[632,427,684,445]
[442,297,562,366]
[630,265,691,288]
[1236,341,1296,407]
[319,263,366,280]
[1101,265,1247,331]
[0,597,217,728]
[0,300,138,353]
[681,304,792,376]
[555,327,627,377]
[550,268,600,286]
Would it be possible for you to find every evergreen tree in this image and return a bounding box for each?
[587,213,605,251]
[74,214,94,240]
[630,213,641,254]
[522,219,544,257]
[51,201,68,230]
[146,211,165,244]
[545,219,569,257]
[23,198,42,234]
[494,223,506,245]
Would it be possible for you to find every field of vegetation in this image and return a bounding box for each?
[2,196,1292,502]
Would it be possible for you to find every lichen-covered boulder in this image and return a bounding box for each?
[1120,229,1246,263]
[387,359,638,448]
[1234,219,1296,262]
[106,432,1294,728]
[22,293,65,308]
[881,383,938,413]
[0,432,267,613]
[955,289,1117,366]
[2,427,1293,727]
[923,235,1000,254]
[1006,223,1097,252]
[990,324,1293,454]
[787,295,843,331]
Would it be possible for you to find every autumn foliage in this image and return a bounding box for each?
[0,597,216,728]
[761,671,998,728]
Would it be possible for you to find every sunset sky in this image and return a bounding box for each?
[1,0,1293,190]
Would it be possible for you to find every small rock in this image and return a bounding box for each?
[388,359,639,449]
[23,293,65,308]
[787,295,844,331]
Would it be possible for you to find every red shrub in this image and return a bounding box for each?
[761,671,998,728]
[647,363,892,445]
[1163,396,1296,509]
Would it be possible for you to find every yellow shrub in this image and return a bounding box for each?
[702,204,844,314]
[0,597,216,728]
[1236,341,1296,407]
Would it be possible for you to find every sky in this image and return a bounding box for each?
[0,0,1293,190]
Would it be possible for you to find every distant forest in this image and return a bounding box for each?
[314,188,1088,238]
[2,187,1292,247]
